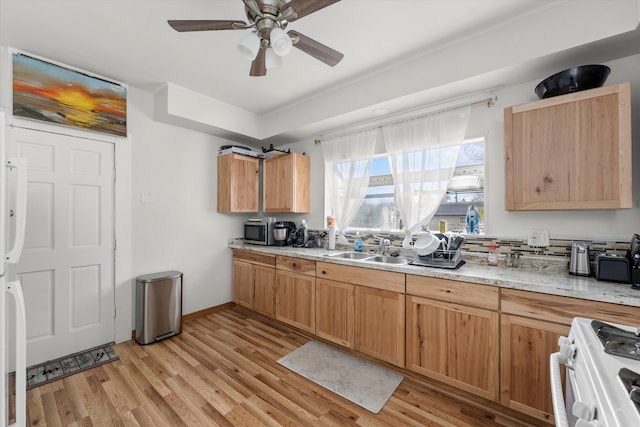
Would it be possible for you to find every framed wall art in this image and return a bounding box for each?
[12,52,127,137]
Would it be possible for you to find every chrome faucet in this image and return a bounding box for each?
[377,238,391,255]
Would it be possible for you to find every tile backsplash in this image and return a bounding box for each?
[309,229,631,266]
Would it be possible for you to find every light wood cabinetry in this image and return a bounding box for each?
[275,256,316,333]
[316,261,405,367]
[232,249,275,316]
[232,259,253,308]
[263,153,310,213]
[504,82,631,210]
[406,276,499,401]
[231,249,640,423]
[217,153,259,213]
[316,278,355,348]
[500,288,640,423]
[355,285,405,367]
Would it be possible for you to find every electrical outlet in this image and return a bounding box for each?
[528,229,549,247]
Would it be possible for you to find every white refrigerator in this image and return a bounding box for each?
[0,110,28,427]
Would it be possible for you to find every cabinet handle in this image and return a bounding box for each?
[292,263,298,268]
[322,270,326,275]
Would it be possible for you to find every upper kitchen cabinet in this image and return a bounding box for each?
[217,153,259,213]
[504,82,632,210]
[263,153,310,213]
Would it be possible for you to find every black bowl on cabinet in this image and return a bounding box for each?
[534,65,611,99]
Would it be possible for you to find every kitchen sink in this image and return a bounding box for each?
[365,255,410,265]
[325,251,375,260]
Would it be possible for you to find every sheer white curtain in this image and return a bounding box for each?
[382,106,471,247]
[321,129,378,244]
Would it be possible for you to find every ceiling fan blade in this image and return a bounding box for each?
[288,30,343,67]
[250,43,267,76]
[281,0,340,22]
[168,20,246,32]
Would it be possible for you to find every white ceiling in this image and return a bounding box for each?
[1,0,640,146]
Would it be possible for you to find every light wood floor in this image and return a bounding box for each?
[24,305,546,426]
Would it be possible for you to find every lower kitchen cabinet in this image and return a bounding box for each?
[232,259,253,308]
[275,270,315,333]
[499,288,640,423]
[252,265,276,316]
[232,249,276,316]
[355,285,405,367]
[500,313,567,422]
[406,276,499,401]
[315,278,355,348]
[317,261,405,367]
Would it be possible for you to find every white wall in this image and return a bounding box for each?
[283,53,640,241]
[128,87,245,317]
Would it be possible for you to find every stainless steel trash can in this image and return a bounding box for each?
[135,271,182,345]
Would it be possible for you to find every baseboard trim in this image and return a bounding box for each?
[182,302,235,322]
[131,301,235,340]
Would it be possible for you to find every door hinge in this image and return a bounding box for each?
[113,236,117,251]
[113,305,117,318]
[113,168,116,181]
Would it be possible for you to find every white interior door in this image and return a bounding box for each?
[9,127,115,366]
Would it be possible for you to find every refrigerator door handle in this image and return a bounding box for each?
[5,157,27,264]
[6,280,26,427]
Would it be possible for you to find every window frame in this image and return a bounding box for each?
[347,137,485,234]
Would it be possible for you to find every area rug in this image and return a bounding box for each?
[22,343,119,390]
[277,341,403,413]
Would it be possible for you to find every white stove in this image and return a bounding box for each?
[551,317,640,426]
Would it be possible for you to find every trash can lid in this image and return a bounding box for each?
[136,270,182,283]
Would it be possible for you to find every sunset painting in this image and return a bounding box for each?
[12,53,127,137]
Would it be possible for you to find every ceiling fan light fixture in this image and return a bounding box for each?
[265,48,283,69]
[237,31,261,60]
[270,27,292,56]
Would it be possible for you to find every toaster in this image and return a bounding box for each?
[596,254,630,283]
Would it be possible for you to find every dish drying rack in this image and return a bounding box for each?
[412,248,463,268]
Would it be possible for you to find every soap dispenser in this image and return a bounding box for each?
[354,232,363,252]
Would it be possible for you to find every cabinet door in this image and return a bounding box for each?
[263,153,310,213]
[232,260,253,308]
[406,296,499,400]
[500,314,569,422]
[355,286,405,367]
[275,270,315,333]
[505,83,631,210]
[251,265,276,316]
[315,279,355,348]
[217,154,259,213]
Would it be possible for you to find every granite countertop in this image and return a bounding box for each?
[229,241,640,308]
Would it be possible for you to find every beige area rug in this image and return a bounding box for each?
[277,341,403,413]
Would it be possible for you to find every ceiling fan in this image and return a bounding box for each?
[168,0,344,77]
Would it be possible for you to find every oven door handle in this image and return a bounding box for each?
[550,352,570,427]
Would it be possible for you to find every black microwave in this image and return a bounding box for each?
[243,218,277,245]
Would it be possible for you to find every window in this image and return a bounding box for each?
[350,137,485,233]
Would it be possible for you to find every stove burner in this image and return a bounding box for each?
[591,320,640,361]
[606,341,640,361]
[619,368,640,412]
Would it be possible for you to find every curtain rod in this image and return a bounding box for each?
[315,91,496,143]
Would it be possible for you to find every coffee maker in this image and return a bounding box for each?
[272,221,296,246]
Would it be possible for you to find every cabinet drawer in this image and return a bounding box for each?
[406,275,499,311]
[316,261,404,293]
[276,256,315,276]
[501,288,639,325]
[233,249,275,267]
